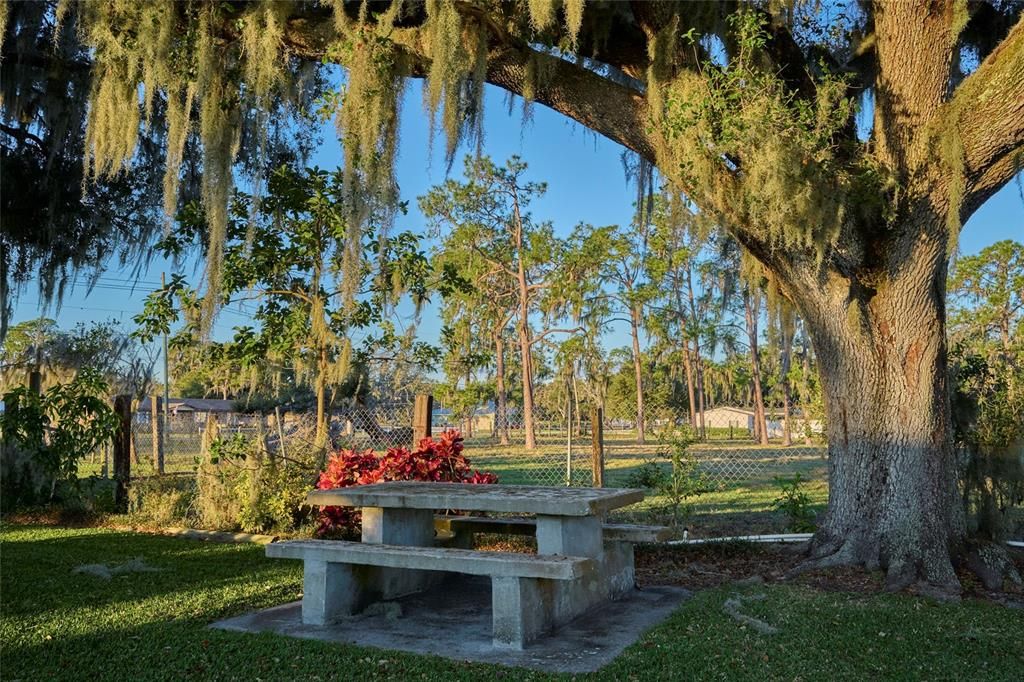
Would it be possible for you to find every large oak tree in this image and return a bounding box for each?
[4,1,1023,594]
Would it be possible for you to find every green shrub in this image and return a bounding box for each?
[772,473,817,532]
[625,461,669,490]
[657,426,709,528]
[195,433,318,534]
[127,476,195,527]
[0,369,119,506]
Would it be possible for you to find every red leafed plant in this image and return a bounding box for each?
[315,429,497,536]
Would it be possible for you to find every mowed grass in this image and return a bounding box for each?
[3,525,1023,681]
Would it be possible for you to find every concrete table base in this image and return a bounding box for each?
[212,574,691,674]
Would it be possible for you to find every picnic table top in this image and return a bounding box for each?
[305,482,645,517]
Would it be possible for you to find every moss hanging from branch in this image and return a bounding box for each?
[651,10,871,265]
[0,2,9,54]
[528,0,556,32]
[56,0,595,327]
[563,0,586,50]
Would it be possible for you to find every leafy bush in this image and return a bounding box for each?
[0,369,119,505]
[657,427,709,528]
[316,429,497,536]
[625,461,669,490]
[195,435,319,535]
[949,342,1024,448]
[128,476,195,527]
[772,473,817,532]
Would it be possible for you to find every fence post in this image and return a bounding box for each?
[150,395,165,474]
[591,407,604,488]
[113,395,132,510]
[412,394,433,448]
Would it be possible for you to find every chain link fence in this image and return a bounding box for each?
[600,399,829,489]
[80,398,827,492]
[447,404,594,487]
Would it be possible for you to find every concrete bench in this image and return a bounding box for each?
[434,515,672,543]
[266,539,594,648]
[275,484,651,649]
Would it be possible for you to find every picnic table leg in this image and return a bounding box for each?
[361,507,439,599]
[491,576,552,650]
[535,515,603,559]
[361,507,435,545]
[302,560,369,625]
[528,515,635,643]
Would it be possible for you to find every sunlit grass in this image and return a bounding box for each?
[3,525,1022,681]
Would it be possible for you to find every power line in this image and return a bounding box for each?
[13,299,257,320]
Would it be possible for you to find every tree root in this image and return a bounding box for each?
[788,534,1022,601]
[722,593,778,635]
[962,543,1022,592]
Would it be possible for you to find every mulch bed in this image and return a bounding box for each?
[635,541,1024,606]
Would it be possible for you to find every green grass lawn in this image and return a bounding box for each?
[3,524,1022,680]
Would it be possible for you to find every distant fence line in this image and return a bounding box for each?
[89,395,828,496]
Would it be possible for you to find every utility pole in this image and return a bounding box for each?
[161,272,171,468]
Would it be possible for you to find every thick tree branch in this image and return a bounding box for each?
[951,16,1024,218]
[872,1,958,173]
[280,10,655,161]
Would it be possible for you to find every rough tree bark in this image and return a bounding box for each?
[781,217,966,595]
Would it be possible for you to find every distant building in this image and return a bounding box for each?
[136,397,239,423]
[699,406,822,438]
[701,406,757,433]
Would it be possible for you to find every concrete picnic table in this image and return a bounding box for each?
[269,481,658,649]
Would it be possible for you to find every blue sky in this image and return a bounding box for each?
[10,80,1023,377]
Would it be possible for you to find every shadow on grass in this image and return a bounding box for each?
[1,526,301,620]
[4,526,1024,681]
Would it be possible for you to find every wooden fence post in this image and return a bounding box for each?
[591,407,605,488]
[113,395,132,510]
[412,394,433,448]
[150,395,165,474]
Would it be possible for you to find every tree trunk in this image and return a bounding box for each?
[494,331,509,445]
[682,342,697,430]
[464,370,474,438]
[780,316,794,447]
[513,199,537,450]
[315,346,328,447]
[800,339,814,445]
[629,306,646,444]
[744,288,769,446]
[695,352,707,438]
[685,265,707,439]
[519,320,537,449]
[793,224,966,595]
[572,373,583,438]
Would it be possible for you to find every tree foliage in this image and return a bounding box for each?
[134,165,445,438]
[0,318,155,397]
[0,368,120,498]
